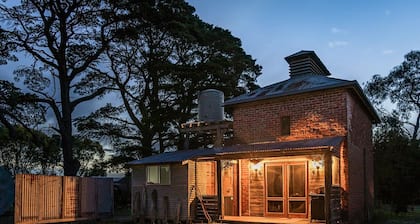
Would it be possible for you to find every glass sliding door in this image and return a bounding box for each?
[265,162,307,218]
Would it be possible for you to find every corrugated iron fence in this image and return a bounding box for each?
[15,174,113,224]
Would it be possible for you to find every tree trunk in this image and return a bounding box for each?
[60,78,79,176]
[411,113,420,143]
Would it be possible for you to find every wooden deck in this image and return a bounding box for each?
[221,216,315,224]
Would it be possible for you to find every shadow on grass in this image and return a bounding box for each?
[373,205,420,224]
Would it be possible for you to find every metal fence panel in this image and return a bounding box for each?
[96,178,114,215]
[39,175,62,220]
[15,174,114,224]
[63,176,81,218]
[81,177,96,217]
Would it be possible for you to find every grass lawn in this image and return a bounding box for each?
[373,205,420,224]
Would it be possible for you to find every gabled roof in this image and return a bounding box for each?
[127,136,344,165]
[224,51,380,123]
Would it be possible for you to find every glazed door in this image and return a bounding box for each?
[222,160,239,216]
[265,162,307,217]
[266,165,284,214]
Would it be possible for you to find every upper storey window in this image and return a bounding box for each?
[281,116,291,136]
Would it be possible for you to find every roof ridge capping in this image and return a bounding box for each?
[285,50,331,77]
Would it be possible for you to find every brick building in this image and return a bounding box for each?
[128,50,379,224]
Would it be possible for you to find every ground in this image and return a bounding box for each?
[373,205,420,224]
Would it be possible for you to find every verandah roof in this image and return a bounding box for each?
[126,136,344,166]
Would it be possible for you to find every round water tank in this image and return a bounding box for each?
[198,89,224,122]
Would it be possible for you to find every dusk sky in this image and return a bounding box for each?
[187,0,420,87]
[1,1,419,120]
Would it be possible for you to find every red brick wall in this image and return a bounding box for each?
[231,89,348,144]
[229,88,375,223]
[346,92,374,224]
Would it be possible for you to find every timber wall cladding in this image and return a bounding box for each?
[249,164,264,217]
[15,174,113,224]
[240,160,250,216]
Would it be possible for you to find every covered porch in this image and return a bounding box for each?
[191,136,343,224]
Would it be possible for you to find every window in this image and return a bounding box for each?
[332,156,340,186]
[281,116,291,136]
[146,165,171,184]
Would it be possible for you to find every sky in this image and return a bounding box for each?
[186,0,420,87]
[2,0,419,127]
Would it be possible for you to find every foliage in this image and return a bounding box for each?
[365,50,420,142]
[76,0,261,168]
[0,126,107,177]
[373,114,420,213]
[0,126,61,176]
[73,136,106,177]
[0,80,46,136]
[0,0,121,175]
[0,28,17,65]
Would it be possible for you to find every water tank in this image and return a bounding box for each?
[0,166,14,216]
[198,89,224,122]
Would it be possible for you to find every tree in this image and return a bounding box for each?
[0,0,120,175]
[0,28,17,65]
[76,0,261,167]
[0,80,45,138]
[365,51,420,213]
[373,114,420,213]
[73,136,106,177]
[0,80,61,176]
[365,50,420,142]
[0,126,61,176]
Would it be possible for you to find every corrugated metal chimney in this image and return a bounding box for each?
[285,50,331,77]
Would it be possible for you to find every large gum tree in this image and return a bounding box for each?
[0,0,120,175]
[365,50,420,143]
[76,0,261,166]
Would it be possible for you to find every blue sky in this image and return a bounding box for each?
[187,0,420,86]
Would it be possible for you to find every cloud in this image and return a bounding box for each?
[331,27,344,34]
[382,49,394,55]
[328,41,349,48]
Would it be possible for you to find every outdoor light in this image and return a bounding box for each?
[250,159,263,178]
[311,158,324,175]
[251,162,262,172]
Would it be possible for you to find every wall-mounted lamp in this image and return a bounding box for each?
[250,159,263,179]
[311,158,324,176]
[222,160,238,169]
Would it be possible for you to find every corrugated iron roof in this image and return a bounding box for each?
[224,74,355,106]
[127,136,344,165]
[214,136,343,155]
[126,148,216,166]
